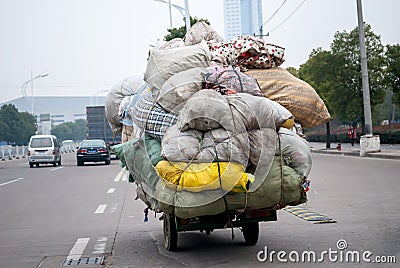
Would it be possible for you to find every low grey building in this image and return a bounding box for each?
[1,96,106,123]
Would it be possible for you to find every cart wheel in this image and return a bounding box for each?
[242,222,259,246]
[163,213,178,251]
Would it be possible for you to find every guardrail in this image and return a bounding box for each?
[0,146,28,160]
[0,143,79,161]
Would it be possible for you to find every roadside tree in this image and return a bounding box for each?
[0,104,35,144]
[384,44,400,106]
[164,17,210,41]
[299,24,385,131]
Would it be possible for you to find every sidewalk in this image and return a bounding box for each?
[308,142,400,160]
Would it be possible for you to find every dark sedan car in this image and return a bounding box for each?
[76,139,110,166]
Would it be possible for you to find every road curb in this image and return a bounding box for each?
[311,148,400,160]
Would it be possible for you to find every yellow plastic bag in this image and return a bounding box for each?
[155,161,250,193]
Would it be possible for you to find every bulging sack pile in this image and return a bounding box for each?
[107,22,328,219]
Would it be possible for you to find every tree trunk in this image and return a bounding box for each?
[391,104,395,123]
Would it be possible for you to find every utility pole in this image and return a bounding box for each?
[356,0,372,135]
[356,0,380,156]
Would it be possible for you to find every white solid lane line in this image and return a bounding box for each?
[121,170,128,182]
[113,169,125,182]
[0,178,24,187]
[67,238,90,260]
[95,204,107,214]
[50,167,64,172]
[107,188,115,194]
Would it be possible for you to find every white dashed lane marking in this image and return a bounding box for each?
[107,188,115,194]
[94,204,107,214]
[0,178,24,187]
[67,238,90,260]
[50,167,64,172]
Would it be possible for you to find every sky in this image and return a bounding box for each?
[0,0,399,103]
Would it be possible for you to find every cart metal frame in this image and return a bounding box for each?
[163,208,277,251]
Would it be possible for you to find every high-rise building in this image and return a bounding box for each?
[224,0,263,40]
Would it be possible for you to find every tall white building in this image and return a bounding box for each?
[224,0,263,40]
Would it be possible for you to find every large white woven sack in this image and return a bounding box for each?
[105,74,145,136]
[156,67,207,113]
[144,40,211,93]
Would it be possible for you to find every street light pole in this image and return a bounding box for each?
[21,71,49,117]
[152,0,190,32]
[31,70,34,116]
[183,0,190,33]
[168,0,172,28]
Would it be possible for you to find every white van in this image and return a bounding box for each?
[28,135,62,168]
[62,139,74,153]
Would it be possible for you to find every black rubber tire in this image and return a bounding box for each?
[163,214,178,251]
[77,161,83,166]
[242,222,259,246]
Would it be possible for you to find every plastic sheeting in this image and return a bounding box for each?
[155,161,250,193]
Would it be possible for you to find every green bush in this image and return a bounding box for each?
[374,130,400,144]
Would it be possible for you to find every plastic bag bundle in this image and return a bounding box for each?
[105,74,145,136]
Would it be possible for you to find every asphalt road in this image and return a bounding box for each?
[0,153,126,268]
[110,153,400,268]
[0,153,399,267]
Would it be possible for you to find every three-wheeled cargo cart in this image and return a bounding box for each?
[163,208,277,251]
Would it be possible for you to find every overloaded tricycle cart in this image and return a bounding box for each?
[108,22,329,253]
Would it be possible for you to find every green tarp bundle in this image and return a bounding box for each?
[113,137,306,219]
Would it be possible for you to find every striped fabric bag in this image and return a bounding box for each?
[131,95,178,140]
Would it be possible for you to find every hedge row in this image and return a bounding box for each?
[305,130,400,144]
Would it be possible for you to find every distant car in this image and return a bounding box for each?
[76,139,110,166]
[62,140,74,153]
[107,141,120,159]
